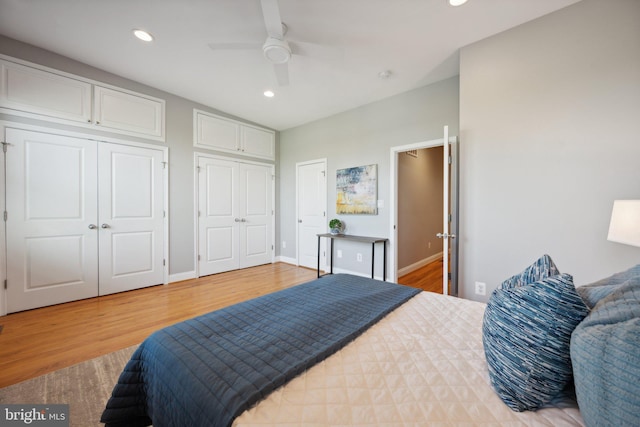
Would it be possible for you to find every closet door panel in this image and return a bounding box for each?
[98,142,164,295]
[5,128,98,313]
[239,163,273,268]
[198,157,240,276]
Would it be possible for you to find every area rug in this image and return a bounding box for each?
[0,345,137,426]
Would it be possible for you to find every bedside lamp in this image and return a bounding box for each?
[607,200,640,247]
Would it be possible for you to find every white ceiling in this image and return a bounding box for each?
[0,0,581,131]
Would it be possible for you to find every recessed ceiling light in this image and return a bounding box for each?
[449,0,468,6]
[133,29,154,42]
[264,90,275,98]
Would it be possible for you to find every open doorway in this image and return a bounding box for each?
[389,131,458,296]
[396,146,444,293]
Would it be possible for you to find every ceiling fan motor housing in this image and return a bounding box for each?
[263,37,291,64]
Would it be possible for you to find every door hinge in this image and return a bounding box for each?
[1,142,7,153]
[4,279,7,290]
[3,211,7,222]
[163,259,166,266]
[198,255,201,261]
[448,155,452,164]
[271,245,274,250]
[163,210,166,218]
[162,161,167,169]
[449,214,452,222]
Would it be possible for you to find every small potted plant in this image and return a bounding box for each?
[329,218,344,235]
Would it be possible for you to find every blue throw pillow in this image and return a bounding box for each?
[571,277,640,427]
[500,254,560,290]
[576,263,640,309]
[482,273,589,411]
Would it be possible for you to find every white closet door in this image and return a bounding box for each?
[239,163,273,268]
[97,142,164,295]
[198,157,240,275]
[6,128,98,313]
[296,160,327,269]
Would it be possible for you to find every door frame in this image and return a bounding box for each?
[0,120,169,316]
[193,152,275,278]
[389,134,459,293]
[295,158,328,269]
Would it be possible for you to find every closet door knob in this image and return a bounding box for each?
[88,224,97,229]
[101,223,110,229]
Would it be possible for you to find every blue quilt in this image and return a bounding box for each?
[101,274,420,427]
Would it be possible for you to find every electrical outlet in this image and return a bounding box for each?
[475,281,486,296]
[282,241,286,249]
[356,253,363,262]
[337,250,343,258]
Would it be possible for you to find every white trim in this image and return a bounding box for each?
[0,54,166,142]
[295,158,327,268]
[276,255,298,265]
[397,252,443,277]
[0,120,169,316]
[389,137,452,283]
[169,271,197,283]
[0,123,6,316]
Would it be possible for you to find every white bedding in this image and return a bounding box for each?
[234,291,584,426]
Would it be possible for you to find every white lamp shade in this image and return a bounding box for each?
[607,200,640,247]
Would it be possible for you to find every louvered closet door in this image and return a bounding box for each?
[97,142,164,295]
[6,128,99,313]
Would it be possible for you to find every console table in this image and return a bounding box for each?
[317,233,389,281]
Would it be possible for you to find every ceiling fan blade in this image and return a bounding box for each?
[273,63,289,86]
[208,42,263,51]
[289,41,344,62]
[260,0,284,39]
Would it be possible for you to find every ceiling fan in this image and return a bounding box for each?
[208,0,330,86]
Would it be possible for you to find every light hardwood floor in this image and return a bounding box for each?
[0,262,442,388]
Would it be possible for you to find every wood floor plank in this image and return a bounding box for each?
[0,262,442,388]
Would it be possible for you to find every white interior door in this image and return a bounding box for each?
[296,160,327,269]
[239,163,273,268]
[198,157,240,276]
[6,128,99,313]
[97,142,164,295]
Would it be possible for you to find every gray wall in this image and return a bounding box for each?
[397,147,444,270]
[278,77,460,277]
[0,35,277,278]
[458,0,640,300]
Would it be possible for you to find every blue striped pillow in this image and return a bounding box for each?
[500,254,560,290]
[482,274,589,411]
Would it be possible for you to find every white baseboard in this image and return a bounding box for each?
[276,256,298,265]
[169,270,197,283]
[397,252,443,277]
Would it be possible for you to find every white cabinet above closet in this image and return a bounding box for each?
[0,57,165,141]
[194,109,275,160]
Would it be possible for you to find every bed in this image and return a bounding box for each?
[101,261,640,427]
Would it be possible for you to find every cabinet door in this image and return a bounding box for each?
[194,112,240,153]
[94,86,165,139]
[5,128,99,313]
[241,126,275,160]
[0,60,92,123]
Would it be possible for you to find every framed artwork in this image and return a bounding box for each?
[336,164,378,215]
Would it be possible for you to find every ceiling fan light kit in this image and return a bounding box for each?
[262,37,291,64]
